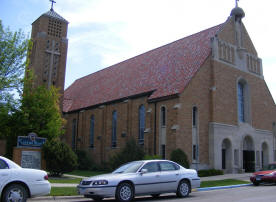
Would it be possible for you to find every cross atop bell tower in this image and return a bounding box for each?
[50,0,56,11]
[27,4,69,101]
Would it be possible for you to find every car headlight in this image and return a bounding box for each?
[93,180,108,185]
[264,172,275,176]
[81,180,92,185]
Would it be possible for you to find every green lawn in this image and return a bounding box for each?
[65,170,107,177]
[49,177,82,184]
[200,179,249,188]
[50,187,78,196]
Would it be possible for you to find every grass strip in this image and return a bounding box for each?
[200,179,249,188]
[50,187,78,196]
[66,170,106,177]
[49,177,81,184]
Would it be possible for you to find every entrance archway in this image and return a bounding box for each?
[262,142,269,169]
[221,139,232,172]
[243,136,255,172]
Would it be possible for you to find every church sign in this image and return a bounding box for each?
[17,133,46,148]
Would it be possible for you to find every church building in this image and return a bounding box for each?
[30,4,276,173]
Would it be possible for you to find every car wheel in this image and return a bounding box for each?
[2,184,28,202]
[92,196,103,201]
[253,181,260,186]
[115,182,134,202]
[151,194,160,198]
[176,180,190,198]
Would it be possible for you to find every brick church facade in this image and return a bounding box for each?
[30,6,276,173]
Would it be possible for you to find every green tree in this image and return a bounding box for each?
[0,20,28,102]
[20,72,66,140]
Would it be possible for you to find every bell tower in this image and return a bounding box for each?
[28,1,68,95]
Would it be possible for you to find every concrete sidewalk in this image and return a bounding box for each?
[200,172,252,182]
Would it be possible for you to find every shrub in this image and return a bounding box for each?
[110,138,145,169]
[198,169,224,177]
[170,148,190,168]
[42,140,78,176]
[75,150,95,170]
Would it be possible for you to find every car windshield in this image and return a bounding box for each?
[112,161,144,174]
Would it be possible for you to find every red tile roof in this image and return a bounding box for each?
[63,24,223,113]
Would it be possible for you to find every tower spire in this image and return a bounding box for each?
[50,0,56,11]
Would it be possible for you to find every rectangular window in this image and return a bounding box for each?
[192,107,197,127]
[112,111,117,148]
[238,83,245,122]
[72,119,77,150]
[89,116,94,148]
[139,105,145,145]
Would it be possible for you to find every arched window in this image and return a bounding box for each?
[89,115,94,148]
[139,105,145,145]
[72,119,77,150]
[112,111,117,148]
[161,106,166,127]
[238,82,245,122]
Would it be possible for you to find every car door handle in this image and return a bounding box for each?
[155,175,160,178]
[176,173,179,176]
[1,174,8,176]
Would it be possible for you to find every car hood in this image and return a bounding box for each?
[254,170,275,175]
[84,173,134,181]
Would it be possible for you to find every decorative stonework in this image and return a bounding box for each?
[44,39,61,87]
[246,54,261,75]
[211,37,263,78]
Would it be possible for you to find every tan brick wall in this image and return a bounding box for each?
[178,56,212,165]
[211,60,276,131]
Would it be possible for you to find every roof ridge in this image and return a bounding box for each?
[42,9,68,23]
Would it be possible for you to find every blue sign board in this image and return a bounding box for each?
[17,135,46,148]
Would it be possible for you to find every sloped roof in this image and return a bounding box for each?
[42,9,68,23]
[63,23,223,113]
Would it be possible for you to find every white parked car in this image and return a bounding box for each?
[0,156,51,202]
[78,160,200,201]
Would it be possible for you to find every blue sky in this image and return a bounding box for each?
[1,0,276,101]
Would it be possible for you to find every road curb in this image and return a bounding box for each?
[196,183,252,191]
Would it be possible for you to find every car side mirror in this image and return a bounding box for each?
[140,169,148,175]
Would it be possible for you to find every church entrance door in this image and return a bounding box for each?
[221,139,232,172]
[243,136,255,172]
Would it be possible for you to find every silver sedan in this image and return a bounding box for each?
[77,160,200,201]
